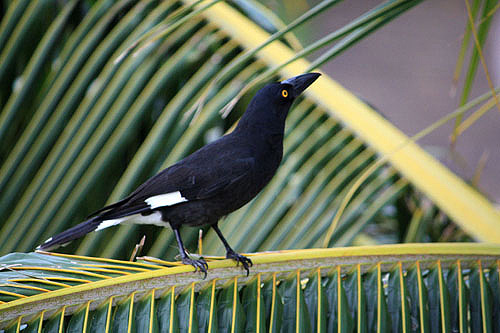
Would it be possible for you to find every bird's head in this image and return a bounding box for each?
[238,72,321,133]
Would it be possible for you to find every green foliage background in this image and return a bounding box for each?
[0,0,497,259]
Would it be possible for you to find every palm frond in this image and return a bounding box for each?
[1,244,499,331]
[0,0,498,261]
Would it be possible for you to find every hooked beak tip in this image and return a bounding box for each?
[281,72,321,96]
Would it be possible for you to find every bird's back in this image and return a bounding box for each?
[98,127,282,227]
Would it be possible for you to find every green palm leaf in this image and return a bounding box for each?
[1,0,498,260]
[1,244,499,331]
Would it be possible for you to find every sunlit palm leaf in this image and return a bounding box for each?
[1,244,499,331]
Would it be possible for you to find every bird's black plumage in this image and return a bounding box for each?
[38,72,321,276]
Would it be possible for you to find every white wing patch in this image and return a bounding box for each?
[145,191,187,209]
[95,218,125,231]
[124,212,167,227]
[95,212,168,232]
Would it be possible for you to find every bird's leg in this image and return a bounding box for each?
[173,227,208,278]
[212,224,252,276]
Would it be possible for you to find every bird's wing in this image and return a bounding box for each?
[183,157,255,199]
[92,149,255,219]
[129,156,255,203]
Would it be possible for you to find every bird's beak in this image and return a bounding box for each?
[281,72,321,97]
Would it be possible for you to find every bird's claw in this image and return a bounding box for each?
[182,257,208,279]
[226,250,253,276]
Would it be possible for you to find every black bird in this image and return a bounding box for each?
[37,72,321,276]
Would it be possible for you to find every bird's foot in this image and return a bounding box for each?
[226,250,253,276]
[182,256,208,279]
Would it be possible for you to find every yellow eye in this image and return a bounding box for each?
[281,89,288,98]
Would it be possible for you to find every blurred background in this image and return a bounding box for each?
[261,0,500,204]
[0,0,498,257]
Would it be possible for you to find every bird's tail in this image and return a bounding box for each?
[36,216,103,251]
